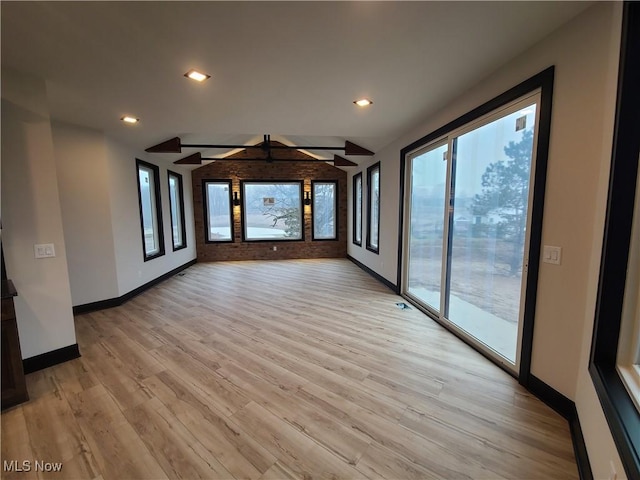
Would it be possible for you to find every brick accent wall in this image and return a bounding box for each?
[192,159,347,262]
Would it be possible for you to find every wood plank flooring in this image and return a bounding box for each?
[1,259,579,479]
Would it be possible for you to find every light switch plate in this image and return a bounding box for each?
[543,245,562,265]
[34,243,56,259]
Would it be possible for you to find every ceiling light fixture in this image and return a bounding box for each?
[121,115,139,124]
[354,98,373,107]
[184,69,210,82]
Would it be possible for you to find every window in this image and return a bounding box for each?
[403,94,540,369]
[353,173,363,246]
[168,171,187,251]
[405,139,448,315]
[618,161,640,411]
[203,180,233,242]
[398,67,554,379]
[312,181,337,240]
[366,163,380,253]
[136,159,164,261]
[590,4,640,478]
[242,181,303,241]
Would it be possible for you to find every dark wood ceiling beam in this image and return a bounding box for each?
[173,152,202,164]
[333,155,357,166]
[344,141,374,156]
[174,152,360,166]
[148,136,374,156]
[145,137,182,153]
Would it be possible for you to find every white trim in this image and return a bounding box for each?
[617,154,640,411]
[403,137,449,313]
[242,182,303,241]
[312,181,337,240]
[619,365,640,413]
[138,164,161,257]
[354,174,363,245]
[401,90,542,374]
[204,181,233,242]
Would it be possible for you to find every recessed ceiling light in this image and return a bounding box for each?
[354,98,373,107]
[184,69,211,82]
[121,115,139,124]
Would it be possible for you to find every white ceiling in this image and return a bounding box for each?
[1,1,591,167]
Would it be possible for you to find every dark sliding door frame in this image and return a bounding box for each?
[397,67,555,383]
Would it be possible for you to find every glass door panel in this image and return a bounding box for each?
[406,141,449,313]
[446,103,537,363]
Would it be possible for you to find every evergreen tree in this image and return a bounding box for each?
[471,128,533,274]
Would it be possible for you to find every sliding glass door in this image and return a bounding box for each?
[446,102,537,364]
[403,93,540,371]
[406,141,448,313]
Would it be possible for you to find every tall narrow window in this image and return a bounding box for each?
[168,171,187,251]
[242,181,303,241]
[312,181,337,240]
[617,159,640,412]
[203,180,233,242]
[136,159,164,261]
[353,173,362,246]
[366,163,380,253]
[406,140,448,314]
[590,6,640,476]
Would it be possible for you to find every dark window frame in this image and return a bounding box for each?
[167,170,187,251]
[366,162,381,254]
[398,66,555,381]
[135,158,165,262]
[240,180,305,242]
[311,180,338,241]
[589,4,640,478]
[202,179,234,244]
[353,173,363,246]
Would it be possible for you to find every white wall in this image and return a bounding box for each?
[348,2,625,476]
[51,122,197,304]
[1,68,77,358]
[348,161,399,279]
[106,139,196,296]
[52,122,120,305]
[1,67,196,357]
[574,4,629,475]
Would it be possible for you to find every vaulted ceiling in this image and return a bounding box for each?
[1,1,591,167]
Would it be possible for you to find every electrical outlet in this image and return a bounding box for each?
[34,243,56,259]
[272,246,277,251]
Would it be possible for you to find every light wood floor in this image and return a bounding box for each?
[1,259,579,479]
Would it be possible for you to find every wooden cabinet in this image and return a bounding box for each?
[1,280,28,410]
